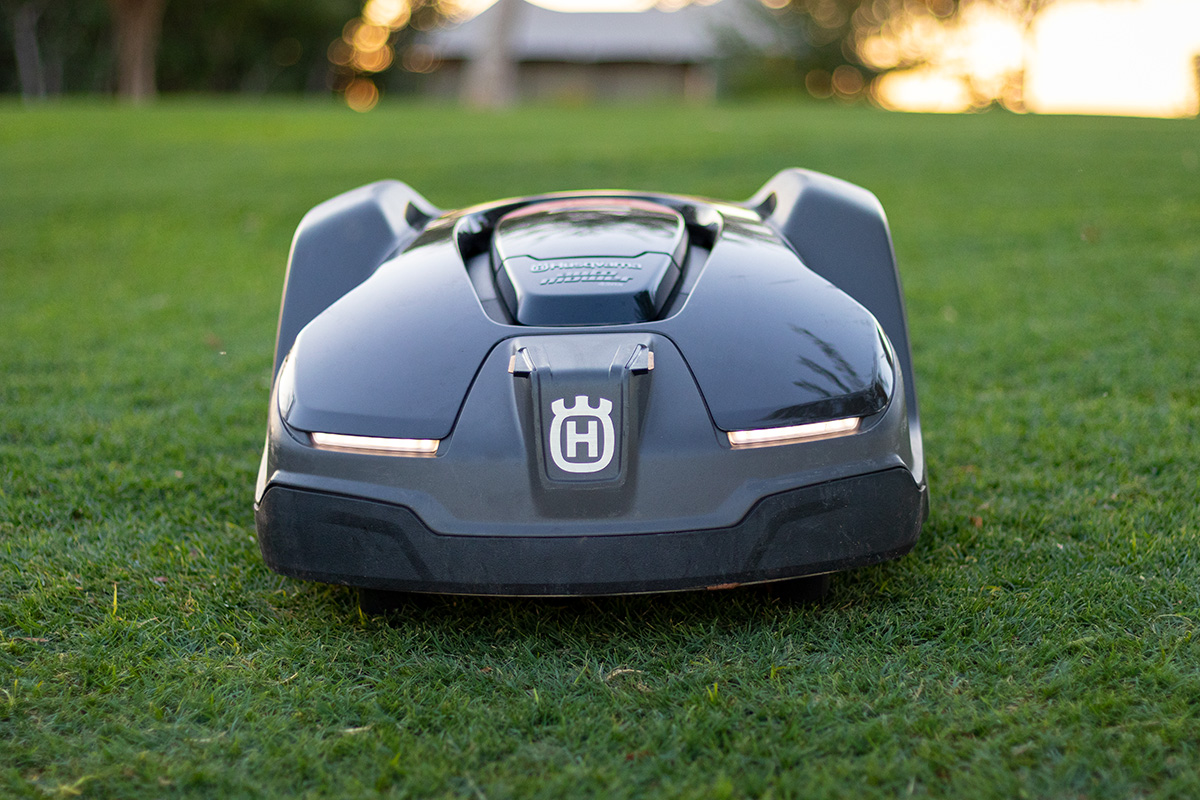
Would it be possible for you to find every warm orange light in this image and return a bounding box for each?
[861,36,900,70]
[363,0,411,27]
[873,0,1200,118]
[353,44,395,72]
[344,78,380,111]
[353,22,391,52]
[327,38,354,67]
[832,64,864,97]
[874,69,970,112]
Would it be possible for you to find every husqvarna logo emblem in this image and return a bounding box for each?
[548,395,615,473]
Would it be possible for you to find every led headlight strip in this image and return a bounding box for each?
[309,432,439,457]
[726,417,860,450]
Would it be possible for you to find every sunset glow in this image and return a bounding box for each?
[1027,0,1200,117]
[870,3,1023,112]
[873,0,1200,117]
[345,0,1200,117]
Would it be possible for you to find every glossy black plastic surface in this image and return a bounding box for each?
[748,168,923,477]
[492,199,686,325]
[282,217,499,439]
[257,170,928,595]
[281,194,894,438]
[261,333,914,536]
[272,181,437,377]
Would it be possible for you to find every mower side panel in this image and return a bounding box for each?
[749,169,923,480]
[272,181,438,377]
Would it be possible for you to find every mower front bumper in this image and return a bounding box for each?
[255,467,926,596]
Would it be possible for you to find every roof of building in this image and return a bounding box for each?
[426,0,786,65]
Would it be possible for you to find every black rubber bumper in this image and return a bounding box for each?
[256,468,926,596]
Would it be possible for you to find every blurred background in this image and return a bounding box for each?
[1,0,1198,117]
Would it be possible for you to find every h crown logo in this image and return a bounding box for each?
[548,395,615,474]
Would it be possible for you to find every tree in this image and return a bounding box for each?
[978,0,1059,109]
[1,0,111,95]
[9,1,45,99]
[458,0,520,108]
[107,0,165,101]
[0,0,365,97]
[725,0,963,100]
[157,0,361,93]
[859,0,1116,110]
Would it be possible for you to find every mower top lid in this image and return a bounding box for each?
[490,198,687,326]
[276,179,900,442]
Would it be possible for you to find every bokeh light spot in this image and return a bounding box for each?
[364,0,412,27]
[805,69,833,98]
[354,44,395,72]
[402,44,439,73]
[832,64,864,96]
[345,78,380,111]
[353,23,391,52]
[327,38,354,67]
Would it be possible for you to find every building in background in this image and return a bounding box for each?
[420,0,784,103]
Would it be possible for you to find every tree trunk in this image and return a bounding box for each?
[107,0,166,102]
[1013,8,1036,112]
[460,0,521,109]
[12,2,47,101]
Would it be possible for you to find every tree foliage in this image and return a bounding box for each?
[158,0,361,93]
[0,0,361,96]
[1,0,1053,102]
[0,0,113,95]
[725,0,965,99]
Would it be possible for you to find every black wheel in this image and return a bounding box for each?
[768,573,832,604]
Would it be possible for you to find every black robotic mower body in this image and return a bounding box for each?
[254,169,927,598]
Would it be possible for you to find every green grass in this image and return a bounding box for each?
[2,99,1199,798]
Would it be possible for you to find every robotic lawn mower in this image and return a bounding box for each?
[254,169,927,602]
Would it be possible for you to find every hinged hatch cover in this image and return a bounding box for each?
[492,198,687,325]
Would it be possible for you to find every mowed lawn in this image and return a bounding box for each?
[1,100,1198,798]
